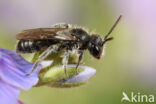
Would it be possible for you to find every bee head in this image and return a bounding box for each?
[88,35,104,59]
[88,15,122,59]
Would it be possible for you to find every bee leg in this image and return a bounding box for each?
[75,50,84,74]
[15,50,21,56]
[26,45,58,76]
[51,23,72,28]
[62,49,69,77]
[15,41,22,56]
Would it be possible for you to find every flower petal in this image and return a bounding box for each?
[58,64,96,83]
[40,60,53,68]
[16,100,23,104]
[37,63,96,88]
[0,48,41,90]
[0,79,20,104]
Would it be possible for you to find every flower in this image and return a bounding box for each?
[0,48,41,104]
[37,62,96,88]
[17,101,23,104]
[0,48,96,103]
[59,64,96,83]
[33,51,96,88]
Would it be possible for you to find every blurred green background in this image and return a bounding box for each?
[0,0,156,104]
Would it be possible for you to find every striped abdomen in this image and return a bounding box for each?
[16,40,58,53]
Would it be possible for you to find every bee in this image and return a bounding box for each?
[16,15,122,76]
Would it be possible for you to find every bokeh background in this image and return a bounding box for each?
[0,0,156,104]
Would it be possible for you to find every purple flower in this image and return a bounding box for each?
[0,48,41,104]
[57,64,96,83]
[38,62,96,88]
[17,101,23,104]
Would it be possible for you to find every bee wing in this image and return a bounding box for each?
[16,28,75,40]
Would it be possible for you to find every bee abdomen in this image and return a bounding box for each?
[16,40,58,53]
[16,40,41,53]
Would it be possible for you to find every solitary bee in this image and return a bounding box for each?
[16,15,122,76]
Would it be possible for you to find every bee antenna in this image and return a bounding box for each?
[103,15,122,45]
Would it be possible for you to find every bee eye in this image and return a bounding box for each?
[95,46,99,51]
[88,42,103,59]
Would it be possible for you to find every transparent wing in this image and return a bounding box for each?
[16,28,75,41]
